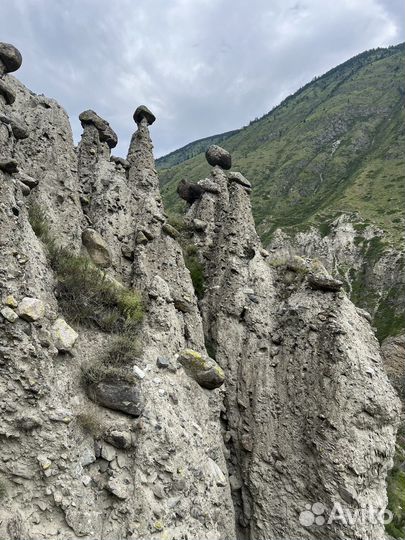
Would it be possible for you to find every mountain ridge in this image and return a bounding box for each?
[158,42,405,341]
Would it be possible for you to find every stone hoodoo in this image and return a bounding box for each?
[79,109,118,149]
[133,104,156,125]
[206,144,232,169]
[0,41,401,540]
[179,146,401,539]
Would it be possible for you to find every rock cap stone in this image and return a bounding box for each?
[205,145,232,170]
[133,105,156,125]
[0,42,22,73]
[79,110,117,148]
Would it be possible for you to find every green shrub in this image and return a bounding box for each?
[28,204,51,240]
[105,334,142,366]
[117,289,143,325]
[167,213,187,232]
[81,360,136,386]
[28,204,143,332]
[183,244,205,299]
[76,406,104,438]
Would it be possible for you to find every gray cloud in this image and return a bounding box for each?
[2,0,403,156]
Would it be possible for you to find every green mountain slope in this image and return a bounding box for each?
[157,129,239,169]
[158,43,404,247]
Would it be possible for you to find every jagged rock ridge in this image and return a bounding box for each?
[0,43,401,540]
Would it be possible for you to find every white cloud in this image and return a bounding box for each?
[1,0,403,156]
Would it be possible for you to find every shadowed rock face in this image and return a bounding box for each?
[177,178,204,204]
[0,43,400,540]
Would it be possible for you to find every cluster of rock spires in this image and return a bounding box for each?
[0,42,401,540]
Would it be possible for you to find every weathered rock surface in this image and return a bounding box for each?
[0,42,400,540]
[381,334,405,402]
[185,164,400,540]
[0,79,16,105]
[268,215,404,341]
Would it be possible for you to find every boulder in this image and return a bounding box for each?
[0,80,16,105]
[177,179,204,204]
[228,171,251,189]
[17,297,45,322]
[0,42,23,73]
[133,105,156,125]
[307,272,343,292]
[157,356,170,369]
[87,377,143,416]
[0,115,28,139]
[162,222,179,238]
[110,156,130,169]
[178,349,225,389]
[105,429,132,449]
[205,145,232,170]
[82,228,112,268]
[1,306,18,323]
[0,158,18,174]
[51,318,78,352]
[192,219,207,232]
[79,110,118,148]
[17,172,38,189]
[4,295,18,308]
[9,118,28,139]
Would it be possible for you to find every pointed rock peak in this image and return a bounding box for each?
[0,42,22,74]
[133,105,156,125]
[205,145,232,170]
[79,110,117,148]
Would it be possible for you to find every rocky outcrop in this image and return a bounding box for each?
[268,215,405,341]
[0,44,234,540]
[0,43,400,540]
[184,149,400,539]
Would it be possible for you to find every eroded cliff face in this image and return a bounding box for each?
[0,44,401,540]
[267,216,405,342]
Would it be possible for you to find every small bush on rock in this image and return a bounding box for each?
[82,360,137,387]
[28,203,143,331]
[76,406,104,438]
[106,334,142,366]
[183,243,205,299]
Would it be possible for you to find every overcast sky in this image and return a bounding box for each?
[2,0,404,157]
